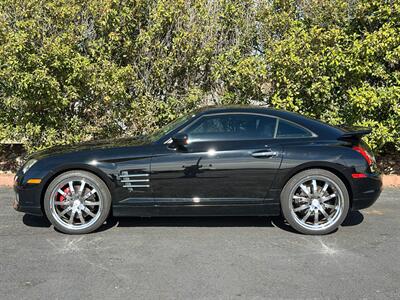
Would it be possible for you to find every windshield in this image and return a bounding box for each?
[149,113,194,141]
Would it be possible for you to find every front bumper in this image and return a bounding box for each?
[351,173,382,210]
[13,175,44,216]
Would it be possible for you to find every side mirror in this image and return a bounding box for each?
[171,133,189,148]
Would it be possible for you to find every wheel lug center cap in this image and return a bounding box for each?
[311,199,320,209]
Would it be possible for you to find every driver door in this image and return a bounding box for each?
[149,113,283,214]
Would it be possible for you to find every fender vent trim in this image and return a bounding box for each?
[119,171,150,190]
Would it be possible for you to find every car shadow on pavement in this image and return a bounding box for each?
[22,211,364,234]
[342,211,364,226]
[23,214,51,227]
[97,211,364,234]
[102,216,277,230]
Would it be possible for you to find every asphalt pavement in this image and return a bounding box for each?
[0,187,399,299]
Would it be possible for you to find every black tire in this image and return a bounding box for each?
[280,169,350,235]
[43,170,111,234]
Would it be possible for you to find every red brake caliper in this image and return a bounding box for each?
[58,187,70,208]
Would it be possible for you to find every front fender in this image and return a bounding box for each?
[16,157,118,215]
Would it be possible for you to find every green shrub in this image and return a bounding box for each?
[0,0,399,153]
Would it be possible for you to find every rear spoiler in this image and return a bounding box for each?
[336,126,372,140]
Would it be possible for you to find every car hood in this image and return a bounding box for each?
[29,136,152,160]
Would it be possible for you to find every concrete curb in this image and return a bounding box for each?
[382,174,400,187]
[0,174,14,187]
[1,173,400,188]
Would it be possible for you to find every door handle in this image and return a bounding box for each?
[251,150,278,158]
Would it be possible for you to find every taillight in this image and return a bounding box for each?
[351,173,367,179]
[352,146,373,165]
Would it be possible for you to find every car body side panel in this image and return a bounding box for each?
[126,139,283,216]
[13,107,382,218]
[150,140,282,199]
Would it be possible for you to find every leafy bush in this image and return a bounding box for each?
[0,0,399,152]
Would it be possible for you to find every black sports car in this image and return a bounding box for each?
[13,106,382,234]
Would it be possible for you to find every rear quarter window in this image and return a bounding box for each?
[276,119,313,138]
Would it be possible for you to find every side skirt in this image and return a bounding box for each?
[113,198,281,217]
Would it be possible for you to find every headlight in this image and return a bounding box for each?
[22,159,38,174]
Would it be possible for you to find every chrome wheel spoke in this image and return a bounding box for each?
[84,201,100,206]
[320,183,329,196]
[83,207,96,218]
[293,195,309,202]
[54,200,70,206]
[78,180,86,196]
[319,206,331,220]
[69,210,76,224]
[68,181,75,196]
[302,209,312,222]
[83,188,96,201]
[312,180,318,194]
[321,193,336,203]
[59,206,71,216]
[324,203,337,210]
[300,184,312,198]
[294,204,310,212]
[313,209,319,224]
[58,189,67,197]
[78,211,85,224]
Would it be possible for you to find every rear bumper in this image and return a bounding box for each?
[351,174,382,210]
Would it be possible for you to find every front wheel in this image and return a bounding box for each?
[280,169,349,235]
[44,170,111,234]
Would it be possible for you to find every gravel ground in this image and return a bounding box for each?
[0,188,399,299]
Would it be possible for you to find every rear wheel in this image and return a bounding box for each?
[44,170,111,234]
[280,169,349,235]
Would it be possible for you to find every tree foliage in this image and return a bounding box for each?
[0,0,399,152]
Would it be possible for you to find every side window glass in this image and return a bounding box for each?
[276,119,312,138]
[186,114,277,141]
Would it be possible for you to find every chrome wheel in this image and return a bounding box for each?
[289,176,344,231]
[49,178,103,231]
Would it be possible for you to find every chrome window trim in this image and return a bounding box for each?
[178,112,318,142]
[180,112,278,141]
[273,118,279,138]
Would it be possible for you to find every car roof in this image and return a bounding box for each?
[194,105,344,139]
